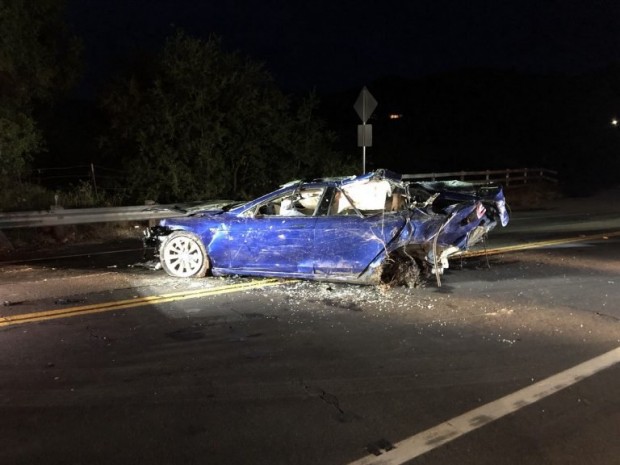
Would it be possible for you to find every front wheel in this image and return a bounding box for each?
[160,231,209,278]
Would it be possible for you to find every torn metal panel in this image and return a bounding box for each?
[144,169,509,286]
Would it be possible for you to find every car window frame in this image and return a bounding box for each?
[242,186,328,218]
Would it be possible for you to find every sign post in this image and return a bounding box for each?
[354,86,377,174]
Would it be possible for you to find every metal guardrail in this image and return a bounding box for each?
[0,201,235,230]
[0,205,184,229]
[402,167,558,185]
[0,168,556,229]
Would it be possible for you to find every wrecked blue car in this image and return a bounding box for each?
[144,170,508,286]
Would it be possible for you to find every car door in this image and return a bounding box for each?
[230,216,316,273]
[223,188,323,274]
[312,187,406,278]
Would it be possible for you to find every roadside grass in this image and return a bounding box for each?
[0,221,146,258]
[0,180,139,255]
[504,182,562,210]
[1,180,126,213]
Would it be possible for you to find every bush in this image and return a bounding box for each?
[0,178,126,212]
[0,180,52,212]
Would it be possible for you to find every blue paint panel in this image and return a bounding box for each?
[313,214,405,276]
[225,216,315,273]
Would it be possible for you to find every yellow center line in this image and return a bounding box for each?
[460,230,620,258]
[0,278,284,327]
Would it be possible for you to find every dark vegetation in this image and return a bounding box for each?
[2,1,620,214]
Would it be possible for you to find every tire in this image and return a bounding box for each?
[380,252,422,288]
[160,231,209,278]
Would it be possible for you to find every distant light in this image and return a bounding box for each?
[612,118,618,126]
[389,114,403,120]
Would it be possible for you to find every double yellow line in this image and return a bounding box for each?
[0,279,283,328]
[461,230,620,258]
[4,231,618,328]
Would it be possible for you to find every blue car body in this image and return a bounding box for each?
[145,170,509,285]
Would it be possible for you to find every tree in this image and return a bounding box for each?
[282,92,357,178]
[101,31,348,202]
[0,0,81,183]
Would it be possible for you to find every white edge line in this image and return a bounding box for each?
[348,346,620,465]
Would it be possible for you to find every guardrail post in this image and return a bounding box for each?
[524,168,528,184]
[505,170,510,186]
[146,200,157,227]
[49,205,69,243]
[460,170,465,181]
[0,230,13,251]
[91,163,98,198]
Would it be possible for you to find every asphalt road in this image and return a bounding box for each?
[1,192,619,465]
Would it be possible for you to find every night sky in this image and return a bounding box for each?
[68,0,620,96]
